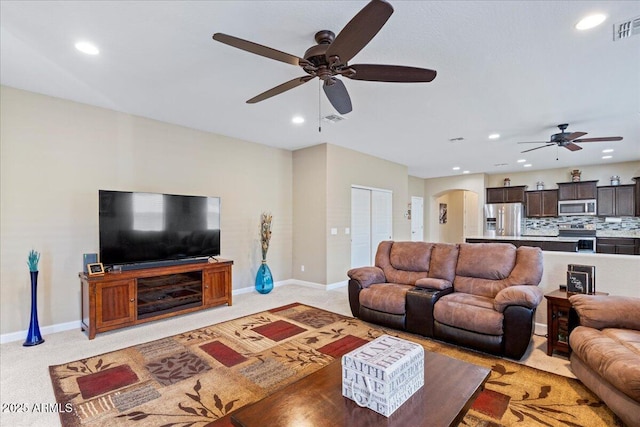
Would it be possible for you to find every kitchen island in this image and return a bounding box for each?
[465,235,580,252]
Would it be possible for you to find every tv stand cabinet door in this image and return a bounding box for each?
[95,279,136,331]
[203,265,232,307]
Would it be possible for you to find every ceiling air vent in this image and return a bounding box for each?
[613,16,640,41]
[322,114,345,123]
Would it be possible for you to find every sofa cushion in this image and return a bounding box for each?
[428,243,459,282]
[457,243,516,280]
[359,283,412,315]
[569,295,640,331]
[389,241,434,271]
[375,241,430,285]
[454,243,516,298]
[434,293,504,336]
[570,326,640,402]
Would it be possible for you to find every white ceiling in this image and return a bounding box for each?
[1,1,639,179]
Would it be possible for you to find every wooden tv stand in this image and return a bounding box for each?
[80,259,233,339]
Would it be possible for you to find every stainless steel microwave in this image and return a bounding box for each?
[558,199,597,216]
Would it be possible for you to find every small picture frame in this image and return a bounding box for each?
[87,262,105,276]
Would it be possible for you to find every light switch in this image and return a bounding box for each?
[330,228,338,235]
[345,227,350,235]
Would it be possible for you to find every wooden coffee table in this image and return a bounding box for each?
[231,350,490,427]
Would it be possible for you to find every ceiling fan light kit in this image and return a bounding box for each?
[212,0,437,115]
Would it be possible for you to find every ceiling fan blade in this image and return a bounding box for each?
[517,141,549,144]
[325,0,394,65]
[213,33,307,67]
[564,142,583,151]
[323,78,352,114]
[247,76,314,104]
[347,64,437,82]
[565,132,587,141]
[572,136,623,142]
[520,143,555,153]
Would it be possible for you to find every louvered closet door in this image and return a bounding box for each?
[351,186,392,268]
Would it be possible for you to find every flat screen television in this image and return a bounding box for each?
[99,190,221,269]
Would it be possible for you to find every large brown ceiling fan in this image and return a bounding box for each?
[212,0,436,114]
[518,124,623,153]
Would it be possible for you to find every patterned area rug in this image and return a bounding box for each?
[49,303,620,426]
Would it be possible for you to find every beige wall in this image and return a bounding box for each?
[436,191,464,243]
[291,144,410,286]
[408,175,425,199]
[325,144,410,284]
[292,145,327,284]
[0,86,293,335]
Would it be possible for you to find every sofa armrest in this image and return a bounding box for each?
[568,295,640,331]
[415,277,452,290]
[347,266,385,288]
[494,285,543,313]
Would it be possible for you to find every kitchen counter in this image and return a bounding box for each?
[465,236,580,252]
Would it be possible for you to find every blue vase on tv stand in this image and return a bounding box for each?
[255,260,274,294]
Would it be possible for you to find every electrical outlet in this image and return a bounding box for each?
[301,265,305,272]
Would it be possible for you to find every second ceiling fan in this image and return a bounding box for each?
[518,124,623,153]
[212,0,437,114]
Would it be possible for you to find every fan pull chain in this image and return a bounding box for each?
[318,79,322,133]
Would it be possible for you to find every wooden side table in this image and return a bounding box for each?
[545,290,572,356]
[544,289,608,356]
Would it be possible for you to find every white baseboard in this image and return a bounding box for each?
[0,320,81,345]
[1,281,344,344]
[535,322,548,337]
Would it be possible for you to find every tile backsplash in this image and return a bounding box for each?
[525,216,640,237]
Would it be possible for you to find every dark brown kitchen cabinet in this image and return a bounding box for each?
[557,181,598,200]
[634,177,640,216]
[596,237,637,255]
[486,186,527,204]
[597,185,635,217]
[525,190,558,217]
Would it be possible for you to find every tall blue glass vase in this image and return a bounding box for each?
[255,261,274,294]
[24,271,44,346]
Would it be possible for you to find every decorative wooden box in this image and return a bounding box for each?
[342,335,424,417]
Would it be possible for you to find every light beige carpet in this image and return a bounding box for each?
[49,303,619,427]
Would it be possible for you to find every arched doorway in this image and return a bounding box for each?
[435,190,479,243]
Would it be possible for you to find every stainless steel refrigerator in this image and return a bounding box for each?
[484,203,524,237]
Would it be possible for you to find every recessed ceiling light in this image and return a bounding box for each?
[488,133,500,140]
[452,166,460,171]
[576,13,606,30]
[602,155,613,159]
[517,159,526,163]
[75,41,99,55]
[602,148,614,153]
[523,164,532,168]
[291,116,305,124]
[462,170,470,174]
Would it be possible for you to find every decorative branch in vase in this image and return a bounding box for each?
[255,212,274,294]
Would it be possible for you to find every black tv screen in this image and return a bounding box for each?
[99,190,221,267]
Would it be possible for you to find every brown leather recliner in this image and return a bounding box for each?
[348,241,544,360]
[569,295,640,427]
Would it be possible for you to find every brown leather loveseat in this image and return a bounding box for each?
[348,241,544,360]
[569,294,640,426]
